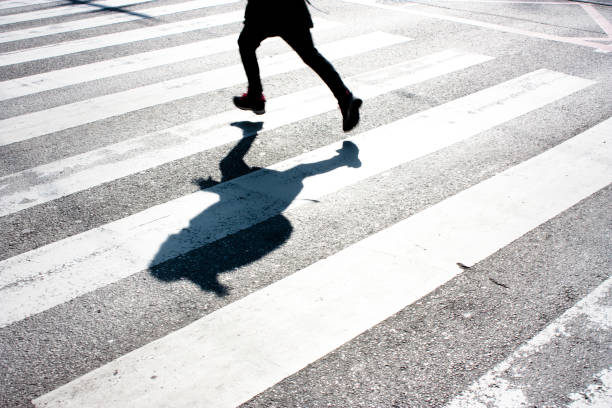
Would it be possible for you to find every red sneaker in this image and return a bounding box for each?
[233,92,266,115]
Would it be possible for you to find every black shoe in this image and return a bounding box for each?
[233,92,266,115]
[340,94,362,132]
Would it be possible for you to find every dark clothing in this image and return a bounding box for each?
[238,25,349,101]
[244,0,313,33]
[239,0,349,103]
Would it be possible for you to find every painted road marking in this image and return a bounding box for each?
[0,0,66,10]
[0,19,341,100]
[0,0,155,25]
[0,69,595,328]
[0,31,409,146]
[0,0,241,43]
[581,3,612,38]
[0,48,483,217]
[445,275,612,408]
[33,116,612,408]
[341,0,612,52]
[0,10,244,67]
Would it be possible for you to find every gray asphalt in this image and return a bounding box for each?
[0,0,611,407]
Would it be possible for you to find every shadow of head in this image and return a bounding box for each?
[148,135,361,297]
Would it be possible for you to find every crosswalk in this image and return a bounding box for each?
[1,0,610,407]
[0,0,157,25]
[0,9,245,66]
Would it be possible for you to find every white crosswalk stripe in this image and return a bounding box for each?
[445,272,612,408]
[0,0,241,43]
[32,116,612,408]
[0,49,488,216]
[0,18,341,100]
[0,0,156,25]
[0,68,594,326]
[0,0,65,10]
[0,1,610,407]
[1,31,409,146]
[0,10,244,67]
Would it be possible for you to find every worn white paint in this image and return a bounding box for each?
[0,0,157,25]
[446,274,612,408]
[0,48,483,216]
[0,10,244,67]
[0,0,240,43]
[0,32,408,145]
[33,116,612,408]
[0,0,66,11]
[0,70,596,328]
[0,31,408,146]
[568,368,612,408]
[341,0,612,52]
[0,19,340,100]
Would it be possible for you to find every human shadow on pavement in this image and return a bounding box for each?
[149,122,361,296]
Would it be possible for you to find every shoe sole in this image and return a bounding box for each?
[235,105,265,115]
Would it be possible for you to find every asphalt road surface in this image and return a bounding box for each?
[1,0,611,407]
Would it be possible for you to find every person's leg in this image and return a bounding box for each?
[281,29,361,131]
[281,28,349,102]
[235,25,268,114]
[238,25,266,96]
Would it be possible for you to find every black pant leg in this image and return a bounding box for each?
[238,25,269,96]
[281,28,350,102]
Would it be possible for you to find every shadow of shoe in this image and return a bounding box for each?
[231,121,264,136]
